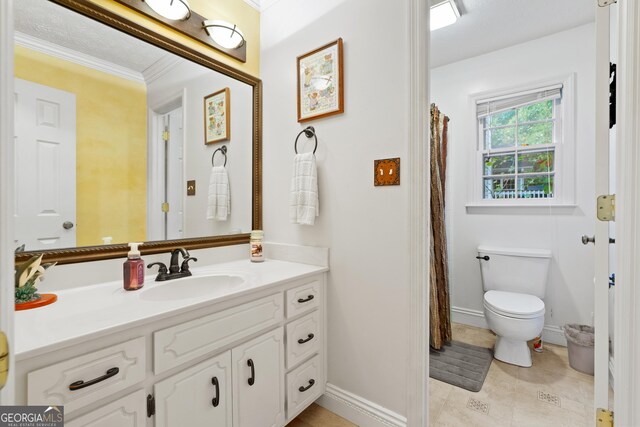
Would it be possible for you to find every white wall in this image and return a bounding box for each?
[261,0,411,419]
[432,24,596,342]
[147,60,253,237]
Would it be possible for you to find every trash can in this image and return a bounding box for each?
[563,324,595,375]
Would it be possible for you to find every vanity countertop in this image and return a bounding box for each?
[14,259,328,360]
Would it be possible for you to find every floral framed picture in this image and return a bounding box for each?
[297,38,344,122]
[204,88,230,144]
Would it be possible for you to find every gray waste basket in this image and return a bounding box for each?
[563,324,594,375]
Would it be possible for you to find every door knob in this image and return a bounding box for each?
[62,221,74,230]
[582,235,595,245]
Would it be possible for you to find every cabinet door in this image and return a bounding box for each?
[232,328,285,427]
[65,390,146,427]
[155,351,232,427]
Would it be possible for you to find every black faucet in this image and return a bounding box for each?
[148,248,198,281]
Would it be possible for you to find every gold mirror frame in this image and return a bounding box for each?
[15,0,262,265]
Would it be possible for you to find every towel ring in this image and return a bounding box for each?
[212,145,227,167]
[294,126,318,155]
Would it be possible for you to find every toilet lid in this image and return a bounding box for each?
[483,290,545,319]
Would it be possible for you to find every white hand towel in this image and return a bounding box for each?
[207,166,230,221]
[289,152,319,225]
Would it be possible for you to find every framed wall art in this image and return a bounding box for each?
[204,87,230,144]
[297,38,344,122]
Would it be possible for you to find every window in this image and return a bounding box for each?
[478,85,562,201]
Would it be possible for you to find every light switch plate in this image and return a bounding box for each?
[374,158,400,186]
[187,180,196,196]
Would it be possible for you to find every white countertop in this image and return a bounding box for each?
[15,259,327,360]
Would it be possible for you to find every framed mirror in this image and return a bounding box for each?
[14,0,261,265]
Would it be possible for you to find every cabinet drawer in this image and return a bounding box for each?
[65,389,146,427]
[27,337,145,414]
[154,293,284,374]
[286,310,321,369]
[286,355,323,420]
[285,279,321,318]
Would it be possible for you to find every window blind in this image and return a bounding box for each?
[476,84,562,119]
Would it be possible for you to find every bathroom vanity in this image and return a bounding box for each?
[13,259,327,427]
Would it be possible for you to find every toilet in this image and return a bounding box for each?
[477,246,551,367]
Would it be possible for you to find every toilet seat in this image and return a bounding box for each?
[483,290,545,319]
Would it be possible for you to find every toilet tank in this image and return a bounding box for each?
[477,246,551,298]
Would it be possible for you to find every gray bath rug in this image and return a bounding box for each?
[429,341,493,392]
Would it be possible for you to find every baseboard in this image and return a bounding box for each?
[316,383,407,427]
[451,306,567,347]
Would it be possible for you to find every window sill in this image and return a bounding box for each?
[465,203,578,214]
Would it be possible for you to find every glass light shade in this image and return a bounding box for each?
[430,0,460,31]
[145,0,191,21]
[203,20,245,50]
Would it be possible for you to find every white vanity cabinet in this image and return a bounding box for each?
[14,269,326,427]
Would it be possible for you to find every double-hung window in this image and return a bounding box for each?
[477,84,563,202]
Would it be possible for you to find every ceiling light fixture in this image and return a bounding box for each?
[203,20,245,50]
[144,0,191,21]
[430,0,460,31]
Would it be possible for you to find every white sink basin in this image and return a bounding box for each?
[140,274,246,301]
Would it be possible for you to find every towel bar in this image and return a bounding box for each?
[294,126,318,154]
[212,145,227,167]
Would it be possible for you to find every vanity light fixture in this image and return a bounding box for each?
[203,20,245,50]
[143,0,191,21]
[430,0,460,31]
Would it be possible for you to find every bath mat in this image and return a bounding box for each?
[429,340,493,392]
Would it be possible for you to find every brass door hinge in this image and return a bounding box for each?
[161,202,170,213]
[0,331,8,390]
[597,195,615,222]
[596,408,614,427]
[162,130,169,142]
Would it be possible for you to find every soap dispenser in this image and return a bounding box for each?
[124,242,145,291]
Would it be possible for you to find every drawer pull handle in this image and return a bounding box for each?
[298,333,315,344]
[212,377,220,407]
[297,295,314,303]
[69,367,119,391]
[298,379,315,392]
[247,359,255,386]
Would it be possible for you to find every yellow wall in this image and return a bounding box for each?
[91,0,260,77]
[14,45,147,246]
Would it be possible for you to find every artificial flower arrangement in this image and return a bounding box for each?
[15,255,56,304]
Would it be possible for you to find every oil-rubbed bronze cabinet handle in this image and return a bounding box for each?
[298,379,315,392]
[298,333,315,344]
[247,359,255,386]
[212,377,220,407]
[297,295,314,303]
[69,367,119,391]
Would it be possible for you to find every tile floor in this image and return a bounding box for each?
[430,323,595,427]
[287,403,356,427]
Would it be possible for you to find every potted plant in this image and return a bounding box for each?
[15,255,57,310]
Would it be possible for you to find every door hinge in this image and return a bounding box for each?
[598,0,617,6]
[161,202,170,213]
[147,394,155,418]
[162,130,169,142]
[596,408,613,427]
[0,332,8,390]
[597,195,616,222]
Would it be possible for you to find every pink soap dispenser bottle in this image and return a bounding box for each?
[124,242,145,291]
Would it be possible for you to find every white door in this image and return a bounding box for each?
[13,78,76,250]
[593,2,614,416]
[165,107,184,240]
[232,328,285,427]
[155,351,232,427]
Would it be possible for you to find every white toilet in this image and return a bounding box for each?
[477,246,551,367]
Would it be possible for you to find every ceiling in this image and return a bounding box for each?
[431,0,596,68]
[14,0,170,73]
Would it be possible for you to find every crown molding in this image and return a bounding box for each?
[142,55,184,84]
[14,31,144,84]
[259,0,282,12]
[241,0,261,11]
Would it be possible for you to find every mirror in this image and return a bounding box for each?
[13,0,261,264]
